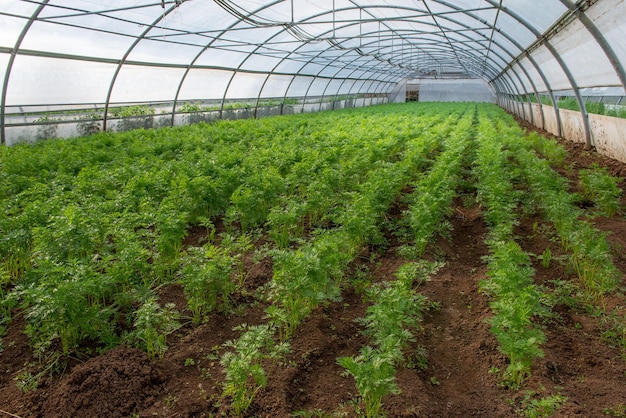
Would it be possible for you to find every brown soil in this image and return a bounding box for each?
[2,124,626,418]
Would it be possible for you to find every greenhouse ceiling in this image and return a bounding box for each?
[1,0,625,144]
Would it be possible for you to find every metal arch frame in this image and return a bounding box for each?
[424,0,557,129]
[233,1,526,121]
[558,0,626,93]
[333,47,426,106]
[347,5,476,72]
[433,2,558,133]
[221,2,501,117]
[301,47,482,112]
[1,1,537,131]
[1,1,49,145]
[431,0,562,134]
[101,2,184,132]
[354,4,533,117]
[509,60,545,129]
[275,12,520,108]
[246,11,416,117]
[421,0,471,76]
[15,2,521,127]
[170,0,285,125]
[495,54,560,135]
[480,0,592,146]
[3,0,624,144]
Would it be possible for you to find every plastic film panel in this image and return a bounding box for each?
[274,58,308,74]
[0,14,28,48]
[20,20,133,60]
[322,79,345,96]
[306,78,333,97]
[42,11,147,37]
[0,53,9,102]
[259,74,294,98]
[195,48,252,69]
[529,44,572,92]
[588,0,626,78]
[127,39,203,65]
[551,18,620,89]
[494,12,536,49]
[286,76,315,97]
[240,52,284,73]
[110,65,186,103]
[510,62,536,94]
[0,0,39,16]
[177,69,233,101]
[6,56,116,105]
[502,0,566,34]
[516,56,548,93]
[336,79,357,95]
[224,72,267,99]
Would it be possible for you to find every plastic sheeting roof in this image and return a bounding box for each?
[1,0,625,143]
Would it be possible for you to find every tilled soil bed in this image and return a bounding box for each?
[1,124,626,418]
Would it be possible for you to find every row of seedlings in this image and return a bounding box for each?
[508,119,621,303]
[337,108,475,416]
[473,111,550,389]
[338,261,440,417]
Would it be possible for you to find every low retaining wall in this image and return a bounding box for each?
[511,102,626,164]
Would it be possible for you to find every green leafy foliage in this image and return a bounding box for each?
[220,323,289,416]
[518,391,567,418]
[515,140,621,298]
[338,346,401,418]
[527,132,566,168]
[339,264,436,417]
[1,102,471,361]
[180,244,236,323]
[403,111,475,256]
[128,297,180,359]
[473,112,549,388]
[579,164,623,217]
[14,261,118,356]
[109,105,156,118]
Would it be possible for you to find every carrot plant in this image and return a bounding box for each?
[579,164,623,217]
[220,323,290,416]
[480,242,548,388]
[14,262,119,356]
[180,244,236,323]
[128,297,180,359]
[338,346,401,418]
[266,112,447,340]
[527,131,566,168]
[0,102,495,367]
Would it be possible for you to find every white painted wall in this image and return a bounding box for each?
[517,103,626,164]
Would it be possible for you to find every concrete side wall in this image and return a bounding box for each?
[591,114,626,163]
[560,108,587,144]
[514,102,626,163]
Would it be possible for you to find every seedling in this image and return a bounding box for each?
[518,391,567,418]
[220,323,290,416]
[579,165,623,217]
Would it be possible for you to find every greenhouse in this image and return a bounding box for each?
[1,0,625,158]
[1,1,626,417]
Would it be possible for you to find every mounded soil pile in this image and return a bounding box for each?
[1,120,626,417]
[42,347,166,417]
